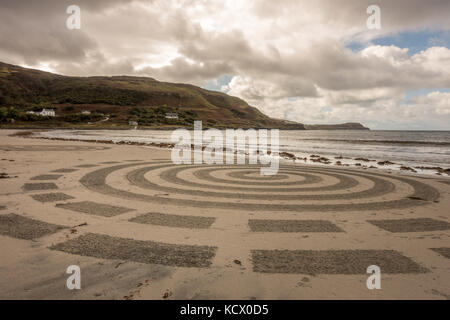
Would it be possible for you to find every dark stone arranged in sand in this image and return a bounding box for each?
[30,174,63,181]
[430,248,450,259]
[100,161,121,164]
[0,206,6,210]
[75,164,99,168]
[0,213,66,240]
[251,249,428,274]
[22,183,58,191]
[367,218,450,233]
[248,219,344,232]
[130,212,215,229]
[56,201,134,217]
[31,193,75,203]
[50,233,216,267]
[52,168,78,173]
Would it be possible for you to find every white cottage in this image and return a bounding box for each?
[40,108,56,117]
[165,112,178,119]
[26,109,56,117]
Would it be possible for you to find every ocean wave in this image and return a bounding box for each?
[291,138,450,147]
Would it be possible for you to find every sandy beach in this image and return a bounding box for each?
[0,129,449,300]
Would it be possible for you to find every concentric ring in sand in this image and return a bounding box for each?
[192,167,322,186]
[79,162,439,212]
[129,166,394,200]
[152,166,357,192]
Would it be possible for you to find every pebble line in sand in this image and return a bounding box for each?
[50,233,217,268]
[367,218,450,233]
[22,183,59,191]
[56,201,135,217]
[51,168,78,173]
[130,212,216,229]
[251,249,429,274]
[31,193,75,203]
[30,174,63,181]
[0,213,66,240]
[430,248,450,259]
[248,219,344,233]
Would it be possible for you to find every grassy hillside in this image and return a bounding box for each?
[0,62,305,129]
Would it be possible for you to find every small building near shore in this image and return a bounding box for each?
[26,108,56,117]
[165,112,178,119]
[81,110,91,115]
[40,108,56,117]
[128,120,138,126]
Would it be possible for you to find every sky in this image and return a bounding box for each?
[0,0,449,130]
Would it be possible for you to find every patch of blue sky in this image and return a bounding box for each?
[202,74,234,92]
[400,88,450,105]
[345,42,365,52]
[346,29,450,55]
[372,29,449,55]
[406,88,450,99]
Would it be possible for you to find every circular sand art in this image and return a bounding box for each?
[79,161,439,212]
[21,160,448,274]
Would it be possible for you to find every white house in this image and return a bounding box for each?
[81,110,91,115]
[26,108,56,117]
[40,109,55,117]
[165,112,178,119]
[128,120,138,126]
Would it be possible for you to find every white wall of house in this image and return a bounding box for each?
[40,109,55,116]
[165,112,178,119]
[26,108,55,117]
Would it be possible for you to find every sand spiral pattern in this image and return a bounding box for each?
[79,161,439,212]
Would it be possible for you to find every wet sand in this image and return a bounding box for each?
[0,129,449,299]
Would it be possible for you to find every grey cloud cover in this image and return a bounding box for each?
[0,0,449,129]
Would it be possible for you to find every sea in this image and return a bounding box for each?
[36,129,450,175]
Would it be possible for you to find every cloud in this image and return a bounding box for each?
[0,0,449,129]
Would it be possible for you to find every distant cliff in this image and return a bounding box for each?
[304,122,370,130]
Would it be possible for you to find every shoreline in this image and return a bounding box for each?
[7,129,450,178]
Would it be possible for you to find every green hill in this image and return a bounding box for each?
[0,62,305,129]
[304,123,369,130]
